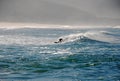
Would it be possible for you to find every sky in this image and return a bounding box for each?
[0,0,120,27]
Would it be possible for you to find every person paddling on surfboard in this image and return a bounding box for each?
[54,38,63,43]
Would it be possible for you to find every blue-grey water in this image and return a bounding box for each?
[0,28,120,81]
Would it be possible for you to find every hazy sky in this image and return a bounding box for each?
[0,0,120,26]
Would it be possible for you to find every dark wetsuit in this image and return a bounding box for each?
[54,38,63,43]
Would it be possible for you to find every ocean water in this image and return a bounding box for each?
[0,28,120,81]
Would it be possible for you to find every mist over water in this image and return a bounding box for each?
[0,28,120,81]
[0,0,120,26]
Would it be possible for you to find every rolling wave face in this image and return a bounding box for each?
[59,31,120,44]
[84,31,120,43]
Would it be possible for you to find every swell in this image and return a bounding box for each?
[0,31,119,46]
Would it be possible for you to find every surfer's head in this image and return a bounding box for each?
[59,38,63,42]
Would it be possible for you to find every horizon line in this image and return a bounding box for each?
[0,22,118,29]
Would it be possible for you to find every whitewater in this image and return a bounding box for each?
[0,27,120,81]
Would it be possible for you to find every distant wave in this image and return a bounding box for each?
[58,31,120,44]
[0,35,55,45]
[113,26,120,29]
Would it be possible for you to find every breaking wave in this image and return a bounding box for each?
[0,30,119,46]
[58,31,120,44]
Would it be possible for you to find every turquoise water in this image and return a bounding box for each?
[0,28,120,81]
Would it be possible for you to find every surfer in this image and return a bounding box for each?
[54,38,63,43]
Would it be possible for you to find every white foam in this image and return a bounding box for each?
[58,33,84,43]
